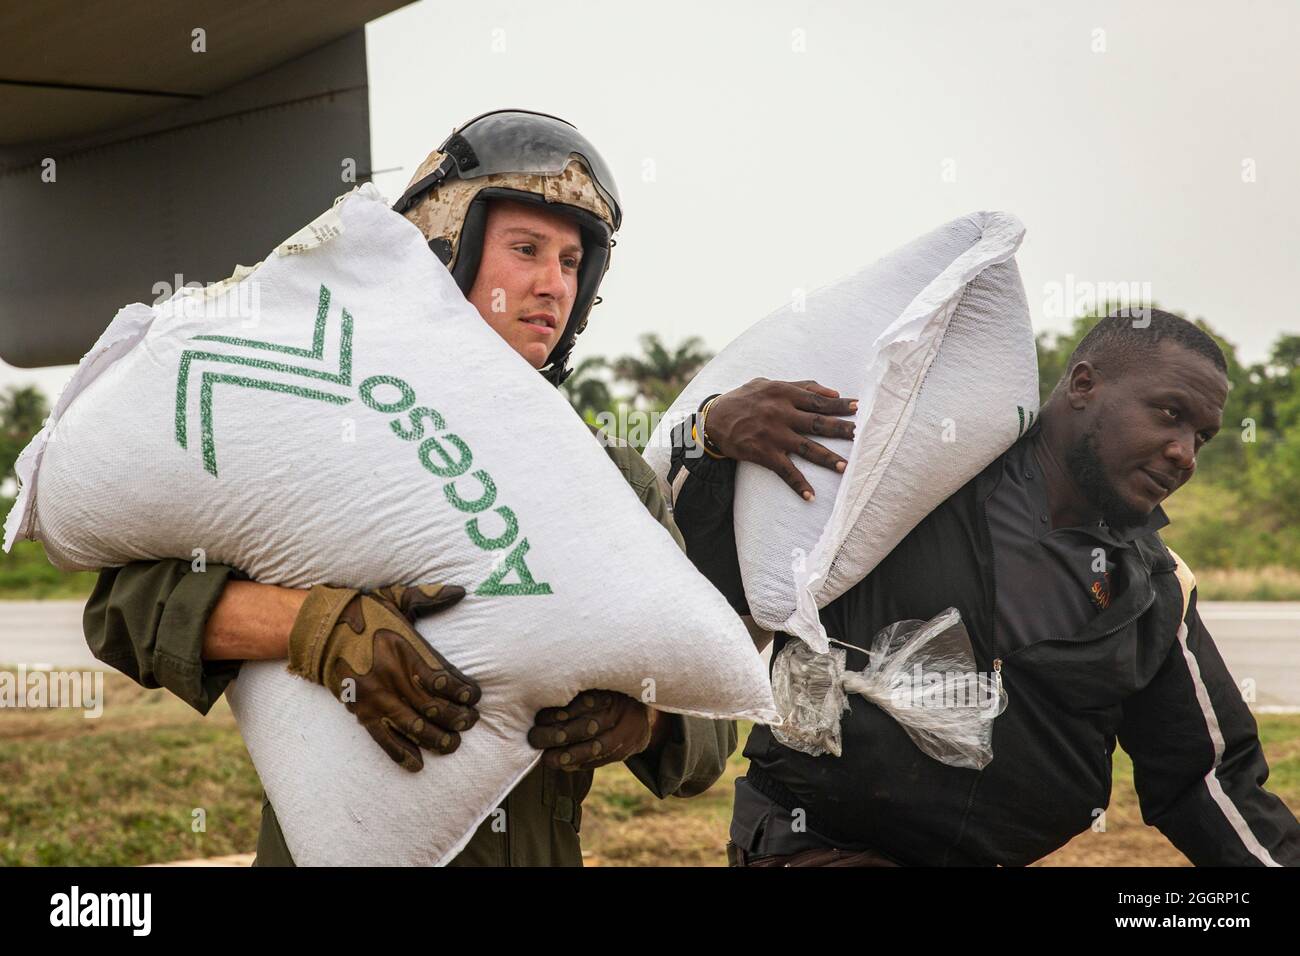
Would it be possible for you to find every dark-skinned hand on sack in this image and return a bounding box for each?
[699,378,858,499]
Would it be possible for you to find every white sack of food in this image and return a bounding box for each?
[3,183,776,866]
[643,212,1038,652]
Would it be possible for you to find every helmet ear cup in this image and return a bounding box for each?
[448,196,489,296]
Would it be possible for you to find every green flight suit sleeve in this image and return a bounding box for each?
[625,707,740,799]
[82,559,244,715]
[592,427,740,799]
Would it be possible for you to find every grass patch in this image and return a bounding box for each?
[0,544,97,601]
[0,675,262,866]
[2,672,1297,865]
[0,496,97,600]
[1195,566,1300,602]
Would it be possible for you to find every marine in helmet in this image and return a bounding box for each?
[392,108,620,386]
[81,109,737,867]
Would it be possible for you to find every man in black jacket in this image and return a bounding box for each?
[671,308,1299,866]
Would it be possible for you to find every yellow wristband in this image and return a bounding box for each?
[692,420,726,460]
[697,398,727,459]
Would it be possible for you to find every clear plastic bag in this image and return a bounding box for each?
[771,640,850,756]
[769,607,1008,769]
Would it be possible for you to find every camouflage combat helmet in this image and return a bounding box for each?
[392,109,622,386]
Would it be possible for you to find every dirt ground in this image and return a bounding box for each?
[2,673,1296,866]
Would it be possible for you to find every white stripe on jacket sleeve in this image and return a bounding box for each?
[1174,620,1281,867]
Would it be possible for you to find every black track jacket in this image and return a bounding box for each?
[669,422,1299,866]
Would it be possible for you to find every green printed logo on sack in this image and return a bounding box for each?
[1016,405,1037,437]
[174,283,551,597]
[174,284,354,477]
[357,373,552,597]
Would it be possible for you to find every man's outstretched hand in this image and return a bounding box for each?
[288,582,481,772]
[528,690,664,771]
[703,378,857,500]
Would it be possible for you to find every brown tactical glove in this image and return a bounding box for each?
[527,690,657,771]
[287,583,480,772]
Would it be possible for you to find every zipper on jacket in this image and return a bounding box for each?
[504,790,513,866]
[943,477,1004,865]
[980,483,1003,678]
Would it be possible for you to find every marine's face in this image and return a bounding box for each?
[466,199,583,369]
[1067,339,1228,527]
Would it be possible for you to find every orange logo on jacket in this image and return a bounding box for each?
[1089,572,1112,610]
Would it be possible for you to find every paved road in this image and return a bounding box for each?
[1,599,1297,709]
[0,601,100,669]
[1194,602,1300,712]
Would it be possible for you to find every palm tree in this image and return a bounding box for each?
[561,356,614,419]
[612,333,712,409]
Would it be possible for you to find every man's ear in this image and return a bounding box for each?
[1065,360,1098,410]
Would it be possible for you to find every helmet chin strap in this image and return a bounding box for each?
[539,355,574,387]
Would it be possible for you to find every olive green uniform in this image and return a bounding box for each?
[82,428,737,865]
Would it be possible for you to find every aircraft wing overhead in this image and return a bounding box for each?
[0,0,413,367]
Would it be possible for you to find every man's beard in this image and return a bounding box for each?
[1064,421,1150,531]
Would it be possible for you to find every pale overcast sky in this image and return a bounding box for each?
[4,0,1296,401]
